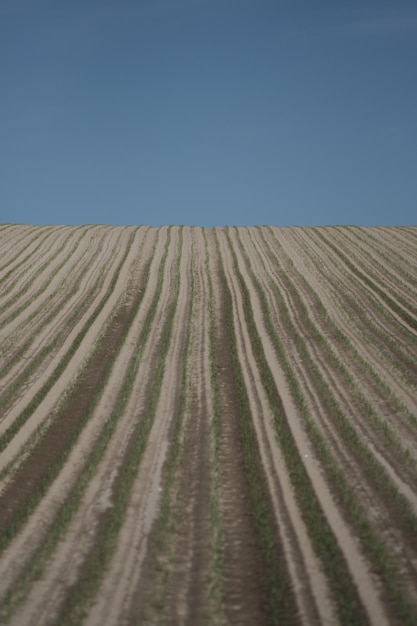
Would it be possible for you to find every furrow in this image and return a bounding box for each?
[0,228,123,415]
[0,224,416,625]
[41,226,183,626]
[280,227,417,391]
[343,227,417,290]
[0,227,76,313]
[0,227,163,620]
[232,227,417,625]
[84,227,190,626]
[217,229,334,625]
[0,226,55,284]
[253,228,417,479]
[0,226,101,344]
[0,226,111,391]
[224,226,397,626]
[242,228,417,601]
[128,227,216,626]
[310,228,417,336]
[329,227,417,308]
[373,226,417,258]
[0,228,136,461]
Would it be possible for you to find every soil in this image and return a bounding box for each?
[1,224,417,626]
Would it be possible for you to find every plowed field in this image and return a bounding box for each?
[1,224,417,625]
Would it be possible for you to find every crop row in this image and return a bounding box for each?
[0,225,416,626]
[213,225,417,624]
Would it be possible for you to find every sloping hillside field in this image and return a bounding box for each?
[1,224,417,626]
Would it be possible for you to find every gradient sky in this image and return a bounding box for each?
[1,0,416,227]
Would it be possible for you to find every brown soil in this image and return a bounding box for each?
[123,229,214,626]
[1,225,417,626]
[0,231,143,543]
[136,228,214,626]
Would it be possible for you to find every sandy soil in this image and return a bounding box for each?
[223,228,390,626]
[0,227,154,593]
[0,227,107,395]
[0,225,417,626]
[0,228,138,467]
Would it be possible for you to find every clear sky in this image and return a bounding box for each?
[1,0,416,227]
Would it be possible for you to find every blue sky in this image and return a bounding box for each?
[1,0,416,227]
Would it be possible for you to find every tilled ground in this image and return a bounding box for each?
[0,224,417,625]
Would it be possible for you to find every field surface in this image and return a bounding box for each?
[0,224,417,626]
